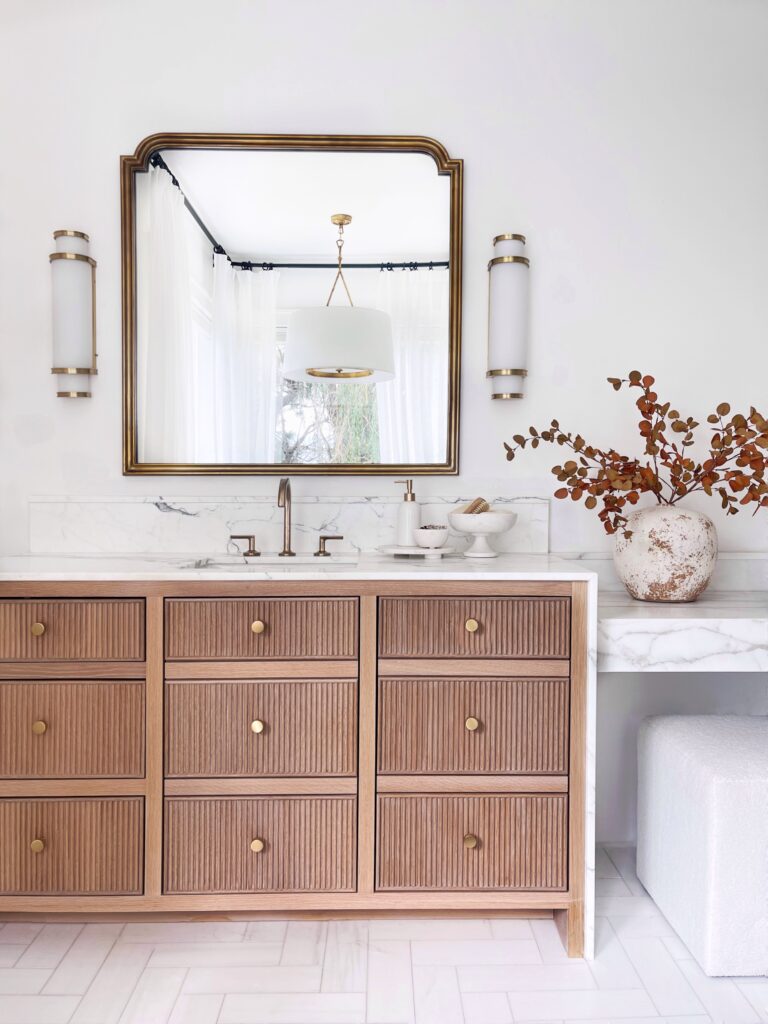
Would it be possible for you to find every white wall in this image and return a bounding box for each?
[2,0,768,843]
[597,673,768,843]
[1,0,767,554]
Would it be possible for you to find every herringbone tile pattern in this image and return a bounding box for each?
[0,848,764,1023]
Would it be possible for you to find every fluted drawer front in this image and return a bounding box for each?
[0,798,143,895]
[378,677,568,775]
[0,600,145,662]
[0,681,144,778]
[165,598,358,660]
[376,794,567,891]
[166,679,357,777]
[378,597,570,658]
[164,796,356,893]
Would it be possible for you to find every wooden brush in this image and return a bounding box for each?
[460,497,490,514]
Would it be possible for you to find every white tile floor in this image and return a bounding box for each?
[0,847,765,1024]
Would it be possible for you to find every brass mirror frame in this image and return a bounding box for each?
[121,132,463,475]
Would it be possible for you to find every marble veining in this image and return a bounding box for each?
[559,550,768,592]
[29,495,549,557]
[598,590,768,672]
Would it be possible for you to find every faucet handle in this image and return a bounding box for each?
[315,535,344,557]
[230,534,260,558]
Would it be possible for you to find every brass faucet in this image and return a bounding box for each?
[277,477,295,556]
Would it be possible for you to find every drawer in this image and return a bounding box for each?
[0,599,145,662]
[165,598,358,660]
[376,793,567,891]
[0,681,144,778]
[378,677,568,775]
[166,679,357,777]
[164,796,356,893]
[0,797,143,895]
[378,597,570,659]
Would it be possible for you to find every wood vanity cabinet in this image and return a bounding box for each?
[0,580,587,956]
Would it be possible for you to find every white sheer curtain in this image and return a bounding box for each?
[375,270,450,463]
[136,166,279,463]
[137,165,203,462]
[192,256,279,463]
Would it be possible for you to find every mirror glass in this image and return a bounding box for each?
[129,143,459,471]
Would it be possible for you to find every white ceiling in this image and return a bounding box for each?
[161,149,451,262]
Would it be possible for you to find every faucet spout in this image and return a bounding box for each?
[277,477,295,556]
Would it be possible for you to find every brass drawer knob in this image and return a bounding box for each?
[30,838,45,854]
[31,720,48,735]
[251,620,266,635]
[250,719,265,734]
[465,716,480,732]
[465,618,479,633]
[463,833,479,850]
[250,837,265,853]
[30,622,46,637]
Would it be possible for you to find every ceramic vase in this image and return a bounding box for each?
[613,506,718,602]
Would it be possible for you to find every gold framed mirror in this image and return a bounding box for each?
[121,133,462,475]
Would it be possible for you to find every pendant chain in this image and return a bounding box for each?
[325,221,355,307]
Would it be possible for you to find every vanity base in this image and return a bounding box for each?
[0,578,588,958]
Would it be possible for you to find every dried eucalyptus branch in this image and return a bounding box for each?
[504,371,768,536]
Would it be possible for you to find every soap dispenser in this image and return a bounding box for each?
[394,479,420,546]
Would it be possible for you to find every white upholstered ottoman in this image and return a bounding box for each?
[637,715,768,976]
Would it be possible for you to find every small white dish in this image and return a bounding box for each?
[378,544,458,560]
[448,509,517,558]
[413,527,449,549]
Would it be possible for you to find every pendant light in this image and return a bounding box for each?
[283,214,394,383]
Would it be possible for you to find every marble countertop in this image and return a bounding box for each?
[598,590,768,672]
[0,552,597,582]
[2,553,765,673]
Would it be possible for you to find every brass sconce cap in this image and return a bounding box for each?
[53,229,90,241]
[488,255,529,270]
[331,213,352,226]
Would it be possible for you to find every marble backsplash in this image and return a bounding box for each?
[560,550,768,591]
[29,495,550,557]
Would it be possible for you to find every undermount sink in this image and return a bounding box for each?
[183,553,358,569]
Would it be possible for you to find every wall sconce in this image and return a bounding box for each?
[49,230,97,397]
[487,233,529,399]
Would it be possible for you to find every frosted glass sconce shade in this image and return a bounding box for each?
[284,306,394,383]
[49,230,97,397]
[487,233,529,399]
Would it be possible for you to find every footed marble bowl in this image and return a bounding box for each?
[448,510,517,558]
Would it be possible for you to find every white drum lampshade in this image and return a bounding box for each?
[487,233,529,399]
[284,306,394,383]
[49,230,97,397]
[283,213,395,385]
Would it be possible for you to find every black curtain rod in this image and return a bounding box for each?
[150,153,449,273]
[229,260,449,271]
[150,153,223,253]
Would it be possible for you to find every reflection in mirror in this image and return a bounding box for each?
[133,147,456,469]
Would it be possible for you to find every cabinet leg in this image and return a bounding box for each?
[554,903,584,957]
